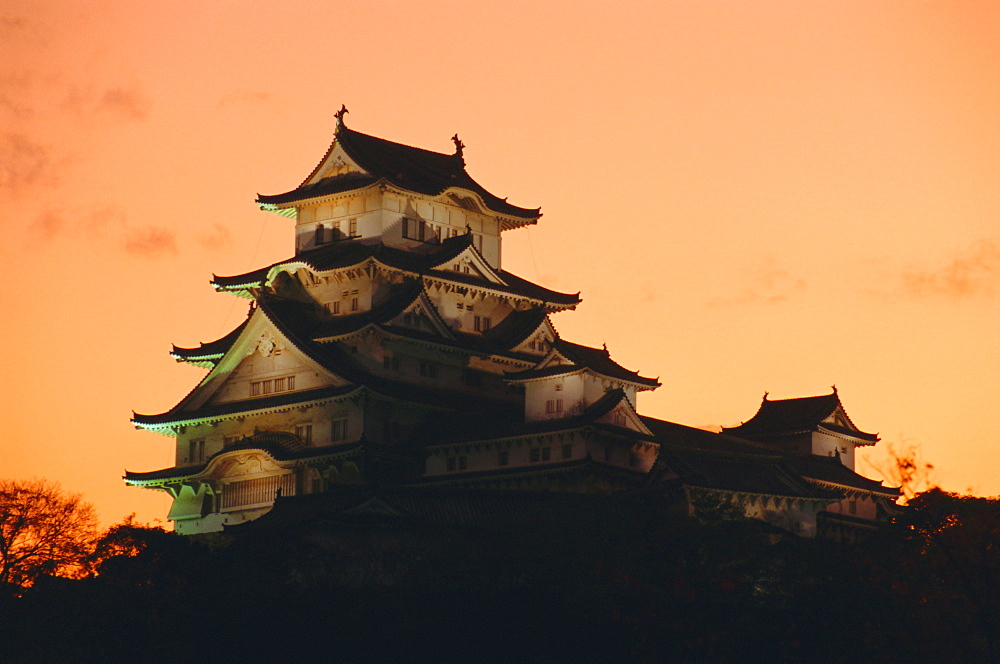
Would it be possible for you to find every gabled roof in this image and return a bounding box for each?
[722,390,879,444]
[505,339,660,389]
[256,123,540,222]
[124,434,365,484]
[786,455,900,496]
[656,445,844,501]
[413,388,655,449]
[212,235,580,309]
[171,314,251,367]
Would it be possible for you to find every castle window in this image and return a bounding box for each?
[403,218,427,241]
[458,456,467,470]
[545,399,563,414]
[419,362,437,378]
[188,439,205,463]
[461,369,482,387]
[848,500,857,515]
[562,444,572,459]
[498,450,508,466]
[541,447,551,461]
[331,418,348,442]
[529,448,540,463]
[251,376,294,396]
[474,316,491,332]
[315,224,327,245]
[457,303,464,310]
[446,455,467,472]
[604,447,613,462]
[348,218,357,236]
[224,435,240,447]
[351,297,359,311]
[383,355,400,371]
[327,301,340,315]
[295,424,313,445]
[554,383,563,392]
[447,457,456,471]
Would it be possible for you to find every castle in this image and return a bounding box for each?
[126,110,898,538]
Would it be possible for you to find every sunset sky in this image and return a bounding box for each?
[3,1,999,526]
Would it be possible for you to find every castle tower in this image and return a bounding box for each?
[126,112,659,534]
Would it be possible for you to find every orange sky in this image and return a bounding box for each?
[3,1,999,526]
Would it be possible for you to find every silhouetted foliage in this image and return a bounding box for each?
[1,486,998,663]
[0,479,97,589]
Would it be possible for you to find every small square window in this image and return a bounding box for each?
[562,444,572,459]
[541,447,551,461]
[498,450,508,466]
[529,448,540,463]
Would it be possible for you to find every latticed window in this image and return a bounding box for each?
[295,424,313,444]
[331,418,348,442]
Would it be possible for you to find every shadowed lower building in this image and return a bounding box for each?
[125,112,898,538]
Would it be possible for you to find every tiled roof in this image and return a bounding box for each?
[640,416,780,455]
[124,437,364,482]
[722,392,879,443]
[787,455,900,496]
[412,388,636,448]
[212,236,580,308]
[506,339,660,389]
[171,316,250,363]
[132,384,362,427]
[658,446,843,501]
[256,125,540,220]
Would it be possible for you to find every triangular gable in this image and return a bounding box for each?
[174,307,352,414]
[303,141,369,187]
[385,290,456,340]
[430,244,504,285]
[595,393,653,435]
[510,315,557,356]
[535,345,579,370]
[822,404,855,432]
[341,496,404,518]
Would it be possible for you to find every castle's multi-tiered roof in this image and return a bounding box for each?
[127,113,897,538]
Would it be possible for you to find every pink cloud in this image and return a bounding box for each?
[901,239,1000,299]
[125,227,178,258]
[708,258,807,308]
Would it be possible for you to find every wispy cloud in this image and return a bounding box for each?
[217,90,274,109]
[197,223,231,251]
[0,133,51,194]
[708,258,806,308]
[900,239,1000,299]
[30,206,179,260]
[98,87,151,120]
[61,84,151,121]
[30,209,64,239]
[125,227,178,257]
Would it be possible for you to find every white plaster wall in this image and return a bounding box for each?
[524,374,585,421]
[812,431,856,470]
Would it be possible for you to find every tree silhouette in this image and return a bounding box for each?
[0,479,98,588]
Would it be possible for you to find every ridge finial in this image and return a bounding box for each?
[451,133,465,158]
[334,105,349,130]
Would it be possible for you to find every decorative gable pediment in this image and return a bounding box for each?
[386,290,455,340]
[431,245,504,285]
[177,308,352,413]
[596,394,653,435]
[511,316,558,356]
[306,143,368,186]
